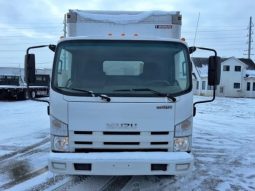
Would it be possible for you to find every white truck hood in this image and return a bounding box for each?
[68,101,175,132]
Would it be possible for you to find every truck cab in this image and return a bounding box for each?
[49,37,193,175]
[24,10,220,175]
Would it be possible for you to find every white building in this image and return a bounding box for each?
[192,57,213,96]
[192,57,255,98]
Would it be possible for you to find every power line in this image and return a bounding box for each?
[0,62,52,65]
[183,28,247,33]
[185,36,246,40]
[0,21,61,25]
[189,26,247,30]
[0,34,57,38]
[0,42,56,45]
[0,26,61,30]
[183,33,246,38]
[0,50,26,52]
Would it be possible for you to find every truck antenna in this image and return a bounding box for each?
[193,12,200,46]
[63,14,67,38]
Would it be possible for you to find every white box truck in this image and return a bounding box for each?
[24,10,220,175]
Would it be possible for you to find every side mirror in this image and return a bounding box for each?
[208,56,221,86]
[24,54,36,84]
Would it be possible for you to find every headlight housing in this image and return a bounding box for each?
[175,117,192,137]
[50,116,69,152]
[52,136,69,152]
[50,116,68,136]
[174,137,190,151]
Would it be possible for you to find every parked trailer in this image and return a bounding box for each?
[0,74,50,100]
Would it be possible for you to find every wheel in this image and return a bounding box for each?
[25,91,30,99]
[30,90,36,99]
[17,90,29,100]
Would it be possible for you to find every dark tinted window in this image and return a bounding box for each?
[235,66,241,72]
[223,65,230,71]
[247,82,250,91]
[233,83,240,89]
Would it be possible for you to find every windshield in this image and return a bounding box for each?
[52,40,191,97]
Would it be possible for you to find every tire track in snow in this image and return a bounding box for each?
[51,176,132,191]
[0,137,50,162]
[0,142,50,190]
[121,175,178,191]
[52,176,88,191]
[0,143,49,174]
[99,176,132,191]
[0,166,48,191]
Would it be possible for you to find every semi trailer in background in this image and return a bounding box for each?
[24,10,221,175]
[0,74,50,100]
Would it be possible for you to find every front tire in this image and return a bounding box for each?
[18,90,29,100]
[31,90,36,99]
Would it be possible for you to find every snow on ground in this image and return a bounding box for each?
[121,96,255,191]
[0,100,49,157]
[0,96,255,190]
[0,100,49,141]
[191,96,255,190]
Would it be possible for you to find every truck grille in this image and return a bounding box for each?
[70,131,173,152]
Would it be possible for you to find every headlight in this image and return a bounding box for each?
[50,116,68,136]
[174,137,189,152]
[52,136,69,152]
[175,117,192,137]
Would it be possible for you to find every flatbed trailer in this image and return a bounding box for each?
[0,74,49,100]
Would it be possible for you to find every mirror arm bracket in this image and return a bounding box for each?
[26,45,50,54]
[190,46,217,57]
[192,46,218,116]
[26,45,52,105]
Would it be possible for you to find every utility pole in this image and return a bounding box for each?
[248,17,253,59]
[245,16,254,59]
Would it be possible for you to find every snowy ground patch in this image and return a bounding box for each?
[121,97,255,191]
[0,100,49,158]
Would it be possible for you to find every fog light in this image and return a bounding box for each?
[151,164,168,171]
[176,163,190,171]
[74,163,92,171]
[52,162,66,170]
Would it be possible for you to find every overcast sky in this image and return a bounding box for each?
[0,0,254,68]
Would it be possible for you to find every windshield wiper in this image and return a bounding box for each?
[69,88,111,102]
[113,89,132,92]
[133,88,176,102]
[114,88,176,102]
